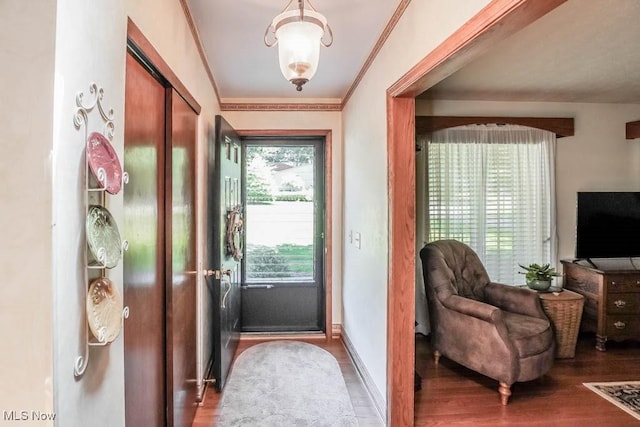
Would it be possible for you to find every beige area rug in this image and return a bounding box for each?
[217,341,358,426]
[584,381,640,421]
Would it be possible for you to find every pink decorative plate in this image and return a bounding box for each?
[86,277,123,343]
[87,131,122,194]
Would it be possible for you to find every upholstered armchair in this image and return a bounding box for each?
[419,240,555,404]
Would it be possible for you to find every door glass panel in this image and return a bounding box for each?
[245,145,315,282]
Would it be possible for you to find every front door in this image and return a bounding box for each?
[241,138,325,332]
[206,115,242,391]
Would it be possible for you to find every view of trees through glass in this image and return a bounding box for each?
[245,145,315,282]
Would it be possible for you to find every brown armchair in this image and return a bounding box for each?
[419,240,555,404]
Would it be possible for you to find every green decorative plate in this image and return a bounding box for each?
[86,205,122,269]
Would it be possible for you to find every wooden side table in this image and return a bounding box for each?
[538,289,585,358]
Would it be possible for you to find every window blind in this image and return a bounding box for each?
[427,124,556,285]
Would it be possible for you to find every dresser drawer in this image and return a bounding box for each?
[605,315,640,338]
[606,275,640,293]
[606,293,640,314]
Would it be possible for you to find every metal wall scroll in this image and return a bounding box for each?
[73,83,129,377]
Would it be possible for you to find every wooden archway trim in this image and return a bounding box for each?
[385,0,568,425]
[416,116,574,138]
[626,120,640,139]
[127,18,201,115]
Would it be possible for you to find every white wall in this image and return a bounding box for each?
[223,110,344,324]
[51,1,127,425]
[340,0,492,407]
[417,99,640,269]
[46,0,221,425]
[0,1,56,424]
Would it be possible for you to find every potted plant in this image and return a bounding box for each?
[519,263,562,291]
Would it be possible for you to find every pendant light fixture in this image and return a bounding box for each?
[264,0,333,91]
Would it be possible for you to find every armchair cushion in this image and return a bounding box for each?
[502,312,553,358]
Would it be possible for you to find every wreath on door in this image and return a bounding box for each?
[225,204,244,261]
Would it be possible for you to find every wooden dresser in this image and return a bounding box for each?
[561,260,640,351]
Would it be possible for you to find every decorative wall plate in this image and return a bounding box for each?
[87,131,122,194]
[86,277,123,343]
[86,205,122,269]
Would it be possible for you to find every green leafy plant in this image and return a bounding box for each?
[518,263,561,282]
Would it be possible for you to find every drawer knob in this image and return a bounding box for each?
[614,321,627,330]
[611,281,617,286]
[614,300,627,308]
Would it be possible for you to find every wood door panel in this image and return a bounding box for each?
[124,51,166,427]
[169,90,198,427]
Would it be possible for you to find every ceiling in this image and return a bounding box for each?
[186,0,402,100]
[184,0,640,104]
[421,0,640,103]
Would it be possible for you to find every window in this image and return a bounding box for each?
[425,124,557,284]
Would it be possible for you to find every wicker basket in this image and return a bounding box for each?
[539,291,585,358]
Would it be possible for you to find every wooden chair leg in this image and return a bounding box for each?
[433,350,441,365]
[498,382,511,405]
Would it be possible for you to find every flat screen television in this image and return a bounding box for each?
[576,192,640,259]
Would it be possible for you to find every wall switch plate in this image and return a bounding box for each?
[354,232,361,249]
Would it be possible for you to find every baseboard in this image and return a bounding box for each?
[197,352,216,404]
[239,331,327,341]
[341,329,386,420]
[332,323,342,338]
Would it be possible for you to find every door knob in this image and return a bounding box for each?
[203,269,233,279]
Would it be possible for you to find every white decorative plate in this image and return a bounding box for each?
[86,277,123,343]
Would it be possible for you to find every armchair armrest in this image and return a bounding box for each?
[483,282,546,319]
[441,294,501,323]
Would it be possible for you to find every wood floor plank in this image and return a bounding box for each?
[194,332,640,426]
[192,337,384,426]
[415,332,640,426]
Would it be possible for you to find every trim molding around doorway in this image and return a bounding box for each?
[384,0,568,425]
[237,129,333,341]
[127,18,201,115]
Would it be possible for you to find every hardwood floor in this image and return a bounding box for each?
[415,332,640,426]
[193,333,640,426]
[192,336,384,426]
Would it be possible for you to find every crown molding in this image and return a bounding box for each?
[220,102,342,112]
[342,0,412,108]
[179,0,222,105]
[180,0,411,112]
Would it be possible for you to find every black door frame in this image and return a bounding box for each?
[237,129,334,341]
[240,136,326,332]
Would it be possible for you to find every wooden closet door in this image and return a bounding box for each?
[167,90,198,427]
[123,51,167,426]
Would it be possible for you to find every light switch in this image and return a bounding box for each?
[354,232,361,249]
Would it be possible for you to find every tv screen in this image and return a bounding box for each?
[576,192,640,259]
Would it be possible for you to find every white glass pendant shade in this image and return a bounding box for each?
[273,9,326,91]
